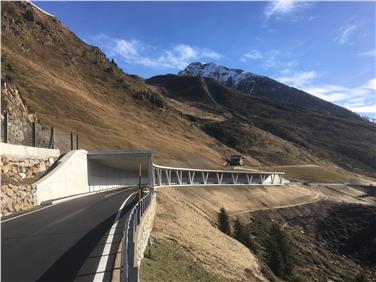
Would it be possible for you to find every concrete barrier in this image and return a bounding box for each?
[33,150,89,204]
[0,143,60,160]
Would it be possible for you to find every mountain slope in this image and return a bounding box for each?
[147,75,376,177]
[179,62,360,119]
[0,1,241,168]
[2,1,375,179]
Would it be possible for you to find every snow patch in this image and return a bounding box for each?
[179,62,263,88]
[28,1,55,18]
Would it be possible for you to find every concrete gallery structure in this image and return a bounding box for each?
[34,150,154,204]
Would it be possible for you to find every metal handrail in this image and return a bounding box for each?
[153,163,285,175]
[120,189,153,282]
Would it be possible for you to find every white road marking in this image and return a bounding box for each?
[1,204,54,223]
[104,189,129,198]
[93,192,137,281]
[1,187,134,224]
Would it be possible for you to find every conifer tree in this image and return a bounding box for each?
[354,273,369,282]
[218,207,231,235]
[266,223,293,280]
[233,218,257,253]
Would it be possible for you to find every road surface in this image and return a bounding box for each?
[2,187,138,282]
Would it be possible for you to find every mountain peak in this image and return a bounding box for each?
[179,62,262,90]
[179,62,358,119]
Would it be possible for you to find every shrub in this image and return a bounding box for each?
[218,207,231,235]
[23,10,34,22]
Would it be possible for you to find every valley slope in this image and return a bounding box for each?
[147,75,376,177]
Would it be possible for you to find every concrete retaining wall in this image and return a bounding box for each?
[32,150,155,205]
[1,144,60,216]
[0,143,60,160]
[33,150,89,204]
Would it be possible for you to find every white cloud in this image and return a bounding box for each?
[303,78,376,114]
[89,34,222,70]
[264,0,311,20]
[112,39,141,58]
[274,64,375,115]
[356,49,376,57]
[348,105,376,113]
[277,70,318,87]
[263,50,297,70]
[335,24,358,45]
[201,49,222,60]
[241,50,263,62]
[364,78,376,89]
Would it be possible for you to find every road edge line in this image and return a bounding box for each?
[93,192,138,282]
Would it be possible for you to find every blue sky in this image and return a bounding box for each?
[35,1,375,118]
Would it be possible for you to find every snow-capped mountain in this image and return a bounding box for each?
[178,62,263,94]
[179,62,356,118]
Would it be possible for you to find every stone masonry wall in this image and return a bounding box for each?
[1,156,57,217]
[136,194,157,266]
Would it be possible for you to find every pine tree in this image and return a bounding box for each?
[354,273,369,282]
[218,207,231,235]
[233,218,245,241]
[266,223,293,280]
[233,218,257,253]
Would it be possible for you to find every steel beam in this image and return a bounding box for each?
[231,173,238,184]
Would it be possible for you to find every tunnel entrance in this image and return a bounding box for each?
[87,150,154,192]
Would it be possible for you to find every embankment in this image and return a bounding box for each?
[141,184,375,281]
[141,184,324,281]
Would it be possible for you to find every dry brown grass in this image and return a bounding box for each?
[151,184,337,281]
[149,184,375,281]
[1,1,245,167]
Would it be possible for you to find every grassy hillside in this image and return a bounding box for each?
[146,185,375,281]
[0,1,241,168]
[147,75,376,177]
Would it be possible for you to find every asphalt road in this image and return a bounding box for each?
[2,187,138,282]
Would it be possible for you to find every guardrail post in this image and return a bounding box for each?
[32,122,36,147]
[128,215,134,261]
[70,132,74,150]
[48,127,55,149]
[76,133,79,149]
[128,214,139,282]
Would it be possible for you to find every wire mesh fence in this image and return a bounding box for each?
[1,111,79,154]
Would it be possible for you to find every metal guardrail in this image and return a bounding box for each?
[153,164,285,186]
[121,190,153,282]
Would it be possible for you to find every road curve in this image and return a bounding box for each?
[1,187,138,282]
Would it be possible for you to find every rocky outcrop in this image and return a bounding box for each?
[1,78,37,145]
[1,156,56,216]
[1,77,56,149]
